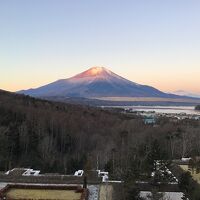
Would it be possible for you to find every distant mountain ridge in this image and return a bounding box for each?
[18,67,186,99]
[172,90,200,98]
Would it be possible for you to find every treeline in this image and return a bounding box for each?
[195,105,200,110]
[0,90,200,181]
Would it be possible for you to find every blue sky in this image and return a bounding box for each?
[0,0,200,93]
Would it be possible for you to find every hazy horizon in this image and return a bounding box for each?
[1,0,200,94]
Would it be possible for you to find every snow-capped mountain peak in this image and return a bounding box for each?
[73,67,112,79]
[18,66,176,98]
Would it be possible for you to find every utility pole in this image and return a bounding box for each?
[97,154,99,170]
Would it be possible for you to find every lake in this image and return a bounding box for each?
[122,106,200,115]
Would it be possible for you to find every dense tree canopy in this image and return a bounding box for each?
[195,105,200,110]
[0,90,200,182]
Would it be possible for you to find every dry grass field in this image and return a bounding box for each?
[179,165,200,184]
[99,184,113,200]
[6,188,82,200]
[95,97,200,103]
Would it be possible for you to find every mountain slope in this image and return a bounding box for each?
[18,67,178,98]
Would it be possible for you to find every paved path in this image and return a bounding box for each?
[0,182,7,189]
[88,185,100,200]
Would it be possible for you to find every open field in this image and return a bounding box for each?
[179,165,200,184]
[5,188,82,200]
[94,97,200,103]
[99,184,113,200]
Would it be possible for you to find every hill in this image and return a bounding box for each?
[0,89,142,173]
[1,89,200,184]
[44,96,200,107]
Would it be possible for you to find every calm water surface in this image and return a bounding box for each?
[123,106,200,115]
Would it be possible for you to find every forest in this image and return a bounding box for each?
[195,105,200,110]
[1,89,200,199]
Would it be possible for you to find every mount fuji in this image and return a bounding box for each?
[18,67,179,99]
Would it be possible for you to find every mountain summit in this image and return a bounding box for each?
[74,67,111,78]
[18,67,174,98]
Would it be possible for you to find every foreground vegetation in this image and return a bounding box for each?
[1,90,200,199]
